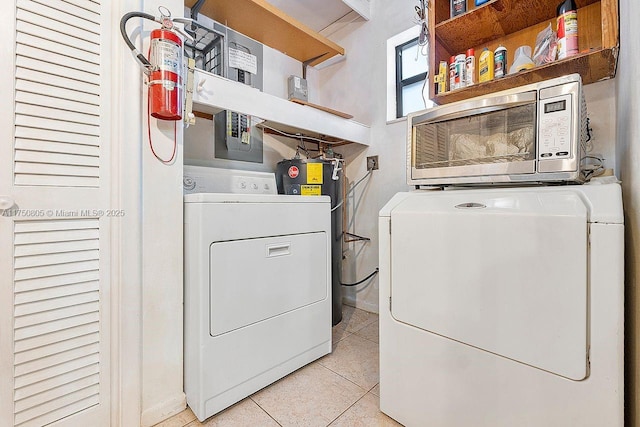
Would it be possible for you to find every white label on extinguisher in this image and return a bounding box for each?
[151,38,181,74]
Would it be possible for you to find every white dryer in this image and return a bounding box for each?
[183,166,331,422]
[378,182,624,426]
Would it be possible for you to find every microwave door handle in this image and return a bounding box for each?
[411,91,537,125]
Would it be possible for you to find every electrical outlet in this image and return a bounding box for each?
[367,155,379,170]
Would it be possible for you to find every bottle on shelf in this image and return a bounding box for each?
[465,49,476,86]
[451,0,466,17]
[478,48,494,83]
[494,45,507,78]
[556,0,578,59]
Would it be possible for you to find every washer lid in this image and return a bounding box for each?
[390,190,589,380]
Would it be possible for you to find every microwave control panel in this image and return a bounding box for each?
[537,94,573,160]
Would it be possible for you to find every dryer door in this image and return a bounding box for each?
[209,231,328,336]
[390,189,588,380]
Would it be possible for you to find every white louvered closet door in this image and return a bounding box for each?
[0,1,112,426]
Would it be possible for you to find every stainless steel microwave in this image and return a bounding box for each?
[407,74,588,186]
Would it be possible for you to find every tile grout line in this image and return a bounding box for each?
[250,396,284,427]
[325,388,379,426]
[314,360,376,394]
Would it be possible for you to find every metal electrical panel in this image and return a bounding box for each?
[184,18,264,163]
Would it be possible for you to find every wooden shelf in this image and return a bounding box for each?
[434,47,617,104]
[429,0,619,105]
[185,0,345,66]
[435,0,600,55]
[191,70,369,146]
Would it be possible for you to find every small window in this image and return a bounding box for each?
[396,38,429,118]
[386,26,434,121]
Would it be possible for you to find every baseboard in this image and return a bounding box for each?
[140,392,186,427]
[342,297,379,314]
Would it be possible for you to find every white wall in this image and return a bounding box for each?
[120,1,187,425]
[316,1,619,313]
[615,0,640,425]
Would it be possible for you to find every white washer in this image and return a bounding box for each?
[184,166,332,422]
[378,183,624,426]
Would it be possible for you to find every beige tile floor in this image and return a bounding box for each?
[155,305,402,427]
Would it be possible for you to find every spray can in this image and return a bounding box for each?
[436,61,448,94]
[455,54,466,88]
[478,48,494,83]
[449,56,456,90]
[494,45,507,78]
[451,0,466,17]
[465,48,475,86]
[557,0,578,59]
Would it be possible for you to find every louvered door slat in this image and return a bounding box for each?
[15,291,99,317]
[17,395,101,427]
[17,0,100,35]
[14,385,100,426]
[61,0,100,15]
[15,249,99,269]
[15,219,98,233]
[14,163,99,179]
[16,66,99,95]
[14,122,99,145]
[15,114,99,137]
[14,302,100,331]
[14,342,100,379]
[14,322,99,354]
[14,260,100,282]
[15,374,99,415]
[29,0,100,25]
[14,353,99,391]
[16,20,100,55]
[15,239,99,257]
[15,280,99,306]
[14,175,100,187]
[15,124,100,146]
[14,229,99,246]
[16,45,100,77]
[16,56,100,87]
[15,273,100,295]
[15,139,100,157]
[14,363,99,401]
[16,7,100,45]
[14,312,100,342]
[16,91,100,116]
[15,151,99,169]
[16,33,99,66]
[15,104,100,128]
[14,332,99,365]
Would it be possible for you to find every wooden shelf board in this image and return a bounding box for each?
[185,0,344,66]
[435,0,600,54]
[433,47,617,105]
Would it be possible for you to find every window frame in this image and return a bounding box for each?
[395,37,428,119]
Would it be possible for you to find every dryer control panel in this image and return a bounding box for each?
[183,166,276,195]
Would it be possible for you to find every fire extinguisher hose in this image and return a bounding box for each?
[120,11,157,71]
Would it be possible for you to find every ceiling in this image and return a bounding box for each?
[264,0,353,32]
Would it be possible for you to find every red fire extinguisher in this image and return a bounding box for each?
[120,7,191,121]
[120,7,194,162]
